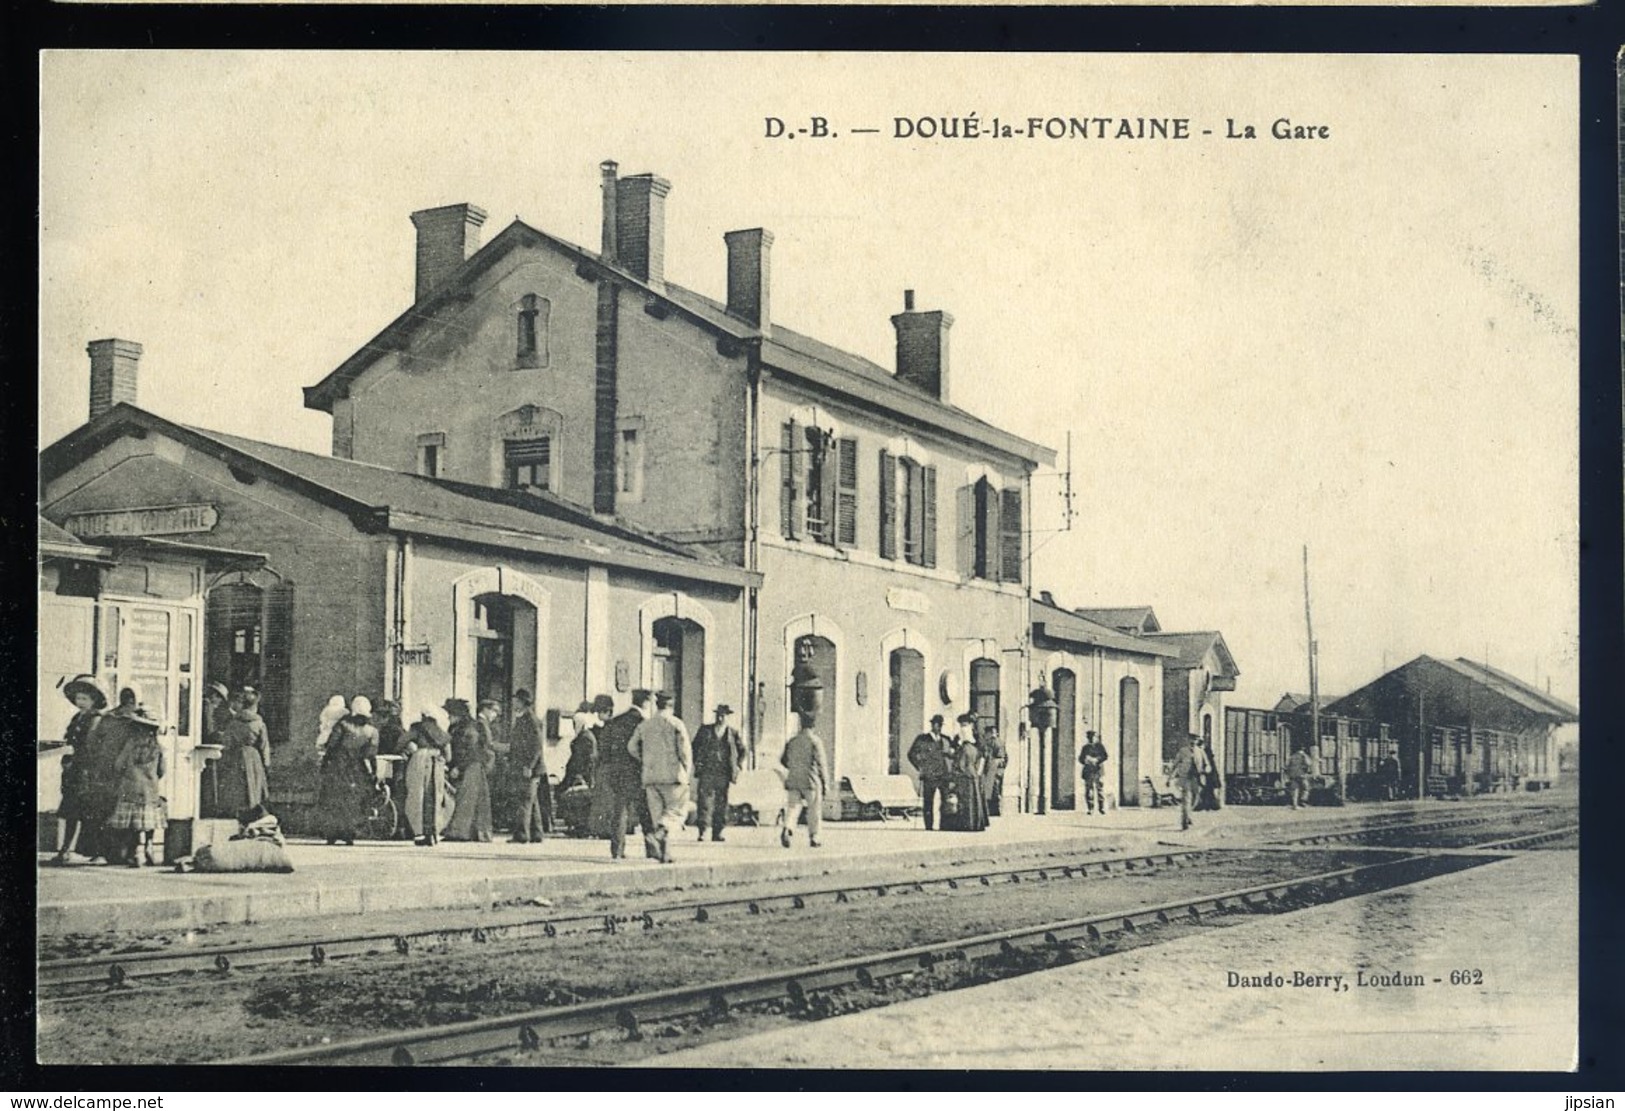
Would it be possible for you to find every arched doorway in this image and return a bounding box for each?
[652,616,705,730]
[470,592,538,724]
[1052,669,1077,810]
[1119,676,1141,806]
[887,647,925,776]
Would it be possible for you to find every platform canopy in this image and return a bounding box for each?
[1324,655,1577,734]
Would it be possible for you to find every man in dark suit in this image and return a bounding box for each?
[507,689,551,842]
[597,689,659,860]
[907,714,953,830]
[692,704,747,842]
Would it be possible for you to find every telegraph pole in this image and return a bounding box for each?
[1303,545,1342,803]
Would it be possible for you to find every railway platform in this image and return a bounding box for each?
[646,846,1578,1071]
[35,795,1557,937]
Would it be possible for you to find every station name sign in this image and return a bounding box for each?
[67,503,219,538]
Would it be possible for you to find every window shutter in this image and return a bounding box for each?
[260,582,296,750]
[921,465,938,568]
[783,420,806,539]
[816,435,840,546]
[878,449,897,560]
[836,438,858,548]
[972,477,999,580]
[957,483,977,578]
[1000,487,1023,583]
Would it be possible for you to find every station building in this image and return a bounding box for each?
[1030,592,1175,809]
[40,366,756,823]
[298,162,1056,816]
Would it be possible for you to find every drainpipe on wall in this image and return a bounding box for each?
[745,340,763,768]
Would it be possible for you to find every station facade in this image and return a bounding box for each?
[299,163,1056,815]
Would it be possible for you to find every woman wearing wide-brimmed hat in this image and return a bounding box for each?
[53,675,108,864]
[106,706,168,867]
[214,686,271,817]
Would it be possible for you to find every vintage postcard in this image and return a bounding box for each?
[36,52,1579,1071]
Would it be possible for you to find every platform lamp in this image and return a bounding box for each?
[1028,682,1058,816]
[789,659,825,730]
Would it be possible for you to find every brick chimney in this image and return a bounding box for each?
[409,203,487,302]
[724,228,772,331]
[600,161,620,262]
[891,290,953,401]
[87,338,142,420]
[614,173,672,286]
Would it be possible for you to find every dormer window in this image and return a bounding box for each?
[516,294,549,369]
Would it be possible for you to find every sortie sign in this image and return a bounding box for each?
[67,503,219,538]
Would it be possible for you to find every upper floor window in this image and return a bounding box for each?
[879,451,937,568]
[616,418,645,501]
[780,420,857,548]
[960,475,1023,583]
[516,294,550,369]
[505,436,553,492]
[416,432,445,478]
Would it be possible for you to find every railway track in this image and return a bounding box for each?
[1270,807,1562,847]
[39,806,1573,1001]
[37,845,1219,999]
[220,846,1503,1067]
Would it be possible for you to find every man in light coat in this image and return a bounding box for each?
[628,692,692,863]
[779,711,829,849]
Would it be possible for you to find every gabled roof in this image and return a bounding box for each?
[1072,606,1162,635]
[302,218,1054,468]
[1143,630,1240,677]
[1274,693,1312,713]
[1031,597,1180,659]
[39,405,759,590]
[1323,655,1577,728]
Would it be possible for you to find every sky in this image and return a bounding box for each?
[38,52,1580,708]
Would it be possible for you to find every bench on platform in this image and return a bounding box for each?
[841,775,923,822]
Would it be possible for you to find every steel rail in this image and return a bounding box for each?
[1272,812,1537,846]
[1464,824,1578,851]
[222,851,1470,1068]
[38,846,1220,996]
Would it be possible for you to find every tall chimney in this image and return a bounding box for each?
[409,203,487,302]
[600,160,619,262]
[87,338,142,420]
[724,228,772,331]
[614,173,672,286]
[891,291,953,401]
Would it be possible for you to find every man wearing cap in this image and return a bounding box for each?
[1171,732,1210,832]
[1079,730,1110,816]
[691,704,746,842]
[597,690,659,860]
[907,714,954,831]
[629,692,692,863]
[507,689,551,843]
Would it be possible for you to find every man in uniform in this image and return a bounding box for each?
[598,689,659,860]
[981,726,1008,819]
[507,689,551,842]
[1172,732,1210,831]
[691,704,746,842]
[1078,729,1110,815]
[629,692,692,864]
[907,714,953,830]
[1285,745,1314,809]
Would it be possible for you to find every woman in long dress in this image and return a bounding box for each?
[317,696,378,844]
[214,689,271,817]
[403,706,452,846]
[944,730,990,832]
[106,708,167,867]
[442,699,494,842]
[54,676,107,864]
